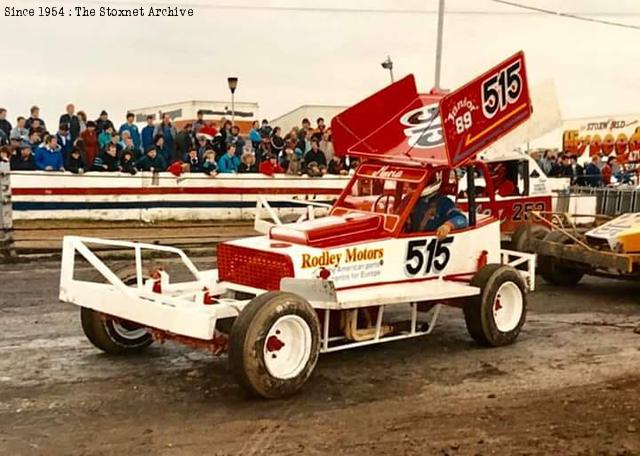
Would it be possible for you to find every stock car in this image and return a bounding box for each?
[59,52,537,398]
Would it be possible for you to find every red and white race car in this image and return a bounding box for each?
[60,52,537,399]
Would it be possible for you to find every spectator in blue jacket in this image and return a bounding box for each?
[35,135,64,171]
[153,113,177,162]
[217,143,240,173]
[119,113,142,154]
[248,120,261,152]
[56,124,73,159]
[227,125,246,157]
[141,115,155,152]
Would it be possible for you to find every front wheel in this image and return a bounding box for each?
[80,307,153,354]
[228,292,321,399]
[538,231,585,286]
[464,264,527,347]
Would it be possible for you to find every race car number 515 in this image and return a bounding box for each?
[404,237,454,277]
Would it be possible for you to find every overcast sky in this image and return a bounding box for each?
[2,0,639,130]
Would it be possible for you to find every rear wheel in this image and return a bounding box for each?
[229,292,321,399]
[464,264,527,347]
[538,231,585,286]
[80,265,153,354]
[510,223,550,253]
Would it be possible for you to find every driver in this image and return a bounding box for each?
[407,178,468,238]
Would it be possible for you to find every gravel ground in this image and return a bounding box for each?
[0,259,639,455]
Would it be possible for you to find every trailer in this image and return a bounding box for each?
[514,211,640,286]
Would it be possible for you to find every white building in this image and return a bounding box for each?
[127,100,259,132]
[270,105,346,132]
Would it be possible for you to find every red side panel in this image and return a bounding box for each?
[331,75,448,164]
[217,243,294,291]
[440,51,532,167]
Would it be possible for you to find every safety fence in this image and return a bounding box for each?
[568,185,640,217]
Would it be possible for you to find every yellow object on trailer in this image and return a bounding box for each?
[617,225,640,253]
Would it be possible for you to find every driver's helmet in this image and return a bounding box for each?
[420,174,442,203]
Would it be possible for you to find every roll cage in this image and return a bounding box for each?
[330,159,499,236]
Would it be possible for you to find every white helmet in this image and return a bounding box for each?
[420,173,442,199]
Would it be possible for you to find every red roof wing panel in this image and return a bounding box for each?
[440,51,532,167]
[331,75,448,165]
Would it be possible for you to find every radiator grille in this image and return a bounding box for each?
[217,243,294,291]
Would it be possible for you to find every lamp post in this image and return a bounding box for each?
[380,56,394,83]
[227,77,238,127]
[433,0,445,90]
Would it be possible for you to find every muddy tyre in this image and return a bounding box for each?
[538,231,584,287]
[510,223,550,253]
[229,292,321,399]
[464,264,527,347]
[80,265,153,354]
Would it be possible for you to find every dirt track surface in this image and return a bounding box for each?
[1,259,639,455]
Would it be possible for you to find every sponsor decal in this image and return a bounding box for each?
[301,247,384,269]
[399,103,444,149]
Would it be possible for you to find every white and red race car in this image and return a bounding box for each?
[60,52,536,399]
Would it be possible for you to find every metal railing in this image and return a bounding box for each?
[568,185,640,217]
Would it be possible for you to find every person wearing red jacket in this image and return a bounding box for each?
[259,153,284,176]
[80,121,99,168]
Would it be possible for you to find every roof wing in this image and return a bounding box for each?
[439,51,532,167]
[331,51,532,168]
[331,75,448,164]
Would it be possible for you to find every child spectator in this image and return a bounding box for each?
[92,143,121,172]
[184,148,201,172]
[10,116,28,143]
[65,147,86,174]
[120,150,137,175]
[121,134,138,158]
[141,115,156,152]
[59,104,81,142]
[35,135,64,171]
[25,106,46,131]
[327,154,348,175]
[95,110,114,134]
[118,113,142,154]
[201,150,218,176]
[80,121,99,168]
[136,146,167,172]
[259,153,284,176]
[10,143,36,171]
[217,143,240,173]
[238,152,258,173]
[304,139,327,173]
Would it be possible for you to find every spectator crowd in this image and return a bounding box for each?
[530,149,633,187]
[0,105,355,178]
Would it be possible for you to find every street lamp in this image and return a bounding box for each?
[380,56,394,83]
[227,77,238,127]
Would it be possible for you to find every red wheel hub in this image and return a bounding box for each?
[266,335,285,352]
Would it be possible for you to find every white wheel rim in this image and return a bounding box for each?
[111,321,147,340]
[492,282,523,332]
[263,315,312,380]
